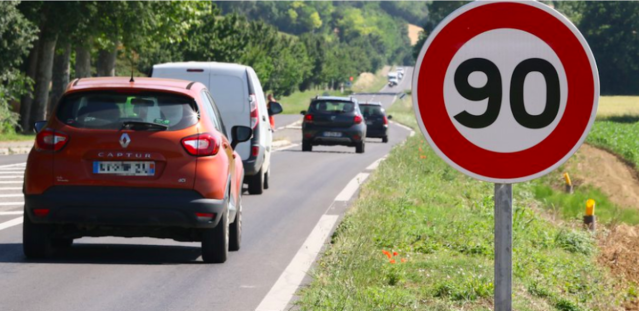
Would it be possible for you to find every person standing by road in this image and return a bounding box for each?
[267,94,277,130]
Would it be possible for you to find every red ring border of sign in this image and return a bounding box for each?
[412,1,599,184]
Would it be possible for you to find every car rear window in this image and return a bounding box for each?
[56,91,198,131]
[309,101,355,114]
[360,105,384,117]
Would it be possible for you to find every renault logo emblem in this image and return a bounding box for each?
[120,133,131,148]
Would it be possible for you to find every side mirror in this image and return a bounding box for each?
[387,115,393,120]
[34,121,47,133]
[231,126,253,149]
[300,110,307,115]
[268,102,283,116]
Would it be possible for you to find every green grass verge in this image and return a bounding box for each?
[586,121,639,169]
[0,132,36,142]
[351,67,391,94]
[279,89,349,115]
[296,132,624,310]
[296,94,629,310]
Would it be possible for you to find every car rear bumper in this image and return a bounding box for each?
[303,126,365,146]
[366,127,388,138]
[24,186,226,229]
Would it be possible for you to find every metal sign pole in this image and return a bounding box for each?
[494,183,513,311]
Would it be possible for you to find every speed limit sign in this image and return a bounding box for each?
[413,1,599,183]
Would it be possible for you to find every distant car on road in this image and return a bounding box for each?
[396,67,405,79]
[151,62,283,195]
[301,96,367,153]
[24,77,253,263]
[360,102,392,143]
[388,71,399,87]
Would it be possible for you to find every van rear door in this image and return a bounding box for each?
[208,74,250,160]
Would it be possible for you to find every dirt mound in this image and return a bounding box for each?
[408,24,423,46]
[599,224,639,310]
[567,144,639,210]
[352,72,376,90]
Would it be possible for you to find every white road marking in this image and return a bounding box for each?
[335,173,369,202]
[0,176,23,179]
[273,143,299,152]
[255,215,339,311]
[0,181,22,184]
[0,170,25,174]
[0,217,23,231]
[0,211,23,215]
[0,163,26,169]
[0,187,22,190]
[366,157,387,171]
[0,202,24,206]
[0,194,23,198]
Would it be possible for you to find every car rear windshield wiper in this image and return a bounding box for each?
[121,121,169,131]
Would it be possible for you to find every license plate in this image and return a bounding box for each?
[323,132,342,137]
[366,121,374,125]
[93,161,155,176]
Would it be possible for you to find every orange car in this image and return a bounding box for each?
[23,77,252,263]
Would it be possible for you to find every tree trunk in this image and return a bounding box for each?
[96,41,118,77]
[28,33,58,131]
[75,37,92,78]
[19,37,40,132]
[49,42,71,115]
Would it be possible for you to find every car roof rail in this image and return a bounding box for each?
[186,81,196,90]
[73,78,81,86]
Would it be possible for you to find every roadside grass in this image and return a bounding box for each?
[351,67,391,94]
[279,89,348,115]
[0,131,36,142]
[296,131,624,310]
[386,93,417,129]
[586,121,639,169]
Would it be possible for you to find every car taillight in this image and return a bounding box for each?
[383,116,388,125]
[181,133,220,156]
[35,129,68,152]
[304,114,314,123]
[354,115,363,124]
[252,145,260,157]
[33,209,50,217]
[249,94,259,129]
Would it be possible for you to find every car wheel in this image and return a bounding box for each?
[263,168,269,190]
[51,238,73,248]
[382,136,389,143]
[248,169,264,195]
[229,193,242,252]
[201,208,229,263]
[356,141,365,154]
[23,211,53,259]
[302,140,312,152]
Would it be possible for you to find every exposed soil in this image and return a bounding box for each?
[598,224,639,310]
[408,24,423,46]
[566,144,639,210]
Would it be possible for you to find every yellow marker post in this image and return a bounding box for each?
[584,199,596,231]
[563,172,573,194]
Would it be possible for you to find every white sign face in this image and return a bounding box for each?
[443,29,569,153]
[412,1,599,183]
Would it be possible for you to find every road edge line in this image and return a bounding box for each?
[0,216,23,231]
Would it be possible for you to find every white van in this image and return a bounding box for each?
[151,62,281,194]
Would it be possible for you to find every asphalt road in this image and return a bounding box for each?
[0,67,413,311]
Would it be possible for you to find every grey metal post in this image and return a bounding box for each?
[494,183,513,311]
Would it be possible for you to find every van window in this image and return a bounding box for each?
[208,75,246,113]
[56,91,198,131]
[200,90,224,133]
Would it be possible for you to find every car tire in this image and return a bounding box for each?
[201,208,229,263]
[23,212,53,259]
[263,168,269,190]
[382,136,389,143]
[356,141,365,154]
[229,194,242,252]
[52,238,74,248]
[248,169,264,195]
[302,140,312,152]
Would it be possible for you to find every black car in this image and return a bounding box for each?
[360,102,392,143]
[301,96,367,153]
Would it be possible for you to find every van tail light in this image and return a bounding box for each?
[251,145,260,157]
[249,94,259,129]
[304,114,314,123]
[33,209,50,217]
[354,115,363,124]
[35,129,68,152]
[181,133,220,156]
[383,116,389,125]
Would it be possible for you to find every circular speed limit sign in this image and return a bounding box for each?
[413,1,599,183]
